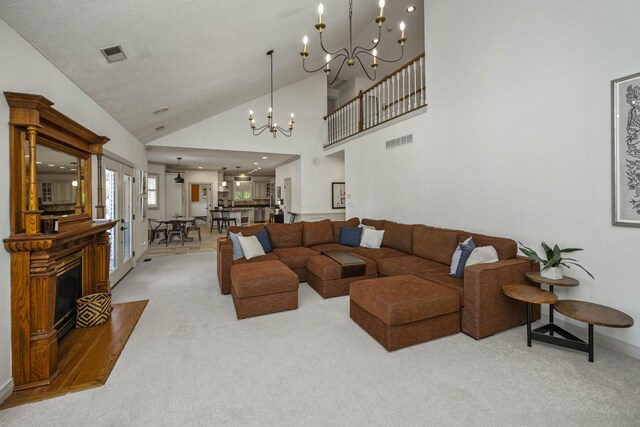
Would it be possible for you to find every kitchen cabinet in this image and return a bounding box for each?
[253,181,267,199]
[39,181,74,204]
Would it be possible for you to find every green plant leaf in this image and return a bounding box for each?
[541,242,554,260]
[562,261,595,279]
[518,242,546,264]
[559,247,584,253]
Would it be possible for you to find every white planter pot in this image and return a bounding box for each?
[540,266,563,280]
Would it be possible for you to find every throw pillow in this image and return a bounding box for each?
[339,227,363,247]
[466,246,499,267]
[450,237,473,275]
[450,238,476,277]
[228,231,244,261]
[358,224,375,230]
[254,228,273,253]
[237,235,266,260]
[359,228,385,248]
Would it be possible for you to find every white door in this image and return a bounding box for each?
[104,157,135,285]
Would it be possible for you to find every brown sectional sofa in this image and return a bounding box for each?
[217,217,540,340]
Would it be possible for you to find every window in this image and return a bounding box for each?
[147,174,158,208]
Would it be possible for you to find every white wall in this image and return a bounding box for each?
[0,17,148,400]
[148,163,166,220]
[339,0,640,352]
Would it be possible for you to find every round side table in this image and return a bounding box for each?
[503,284,558,347]
[525,272,578,336]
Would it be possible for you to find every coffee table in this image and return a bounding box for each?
[554,300,634,362]
[503,284,558,348]
[321,250,366,278]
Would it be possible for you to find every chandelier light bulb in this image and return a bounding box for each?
[372,48,378,66]
[268,107,273,113]
[379,0,385,16]
[326,54,331,63]
[303,35,309,53]
[400,21,406,38]
[318,3,324,24]
[291,113,294,118]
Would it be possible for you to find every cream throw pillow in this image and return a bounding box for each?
[238,235,266,260]
[359,228,385,248]
[465,246,499,267]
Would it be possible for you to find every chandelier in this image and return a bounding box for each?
[249,50,294,138]
[299,0,407,85]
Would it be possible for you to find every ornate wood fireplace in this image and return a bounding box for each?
[3,92,117,390]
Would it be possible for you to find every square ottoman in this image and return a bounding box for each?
[350,275,460,351]
[231,260,299,319]
[306,253,378,298]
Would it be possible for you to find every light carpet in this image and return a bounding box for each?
[1,252,639,426]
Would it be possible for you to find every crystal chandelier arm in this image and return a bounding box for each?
[327,56,349,85]
[319,31,351,57]
[354,55,377,81]
[303,52,348,73]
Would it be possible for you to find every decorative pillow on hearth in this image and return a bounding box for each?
[254,229,273,253]
[339,227,363,247]
[465,246,499,267]
[238,235,266,260]
[228,231,244,261]
[450,237,476,277]
[359,228,385,249]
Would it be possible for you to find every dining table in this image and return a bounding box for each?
[156,217,196,244]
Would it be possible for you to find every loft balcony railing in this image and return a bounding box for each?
[324,53,426,147]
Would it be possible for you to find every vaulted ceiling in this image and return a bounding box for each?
[0,0,422,146]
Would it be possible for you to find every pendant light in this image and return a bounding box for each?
[174,157,185,183]
[235,166,241,187]
[221,166,227,187]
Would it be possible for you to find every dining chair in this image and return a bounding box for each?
[148,218,167,243]
[166,226,185,247]
[185,218,201,241]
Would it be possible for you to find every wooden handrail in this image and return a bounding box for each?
[382,87,425,111]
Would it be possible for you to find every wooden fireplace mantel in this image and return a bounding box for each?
[3,92,116,390]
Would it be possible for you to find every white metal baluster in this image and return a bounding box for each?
[413,61,417,109]
[420,57,425,106]
[402,67,406,114]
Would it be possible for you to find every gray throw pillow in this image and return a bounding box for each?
[228,231,244,261]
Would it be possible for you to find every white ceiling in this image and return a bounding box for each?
[147,146,296,175]
[0,0,420,144]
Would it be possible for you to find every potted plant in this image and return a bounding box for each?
[518,242,594,280]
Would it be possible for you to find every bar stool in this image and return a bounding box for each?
[220,210,237,232]
[210,209,223,233]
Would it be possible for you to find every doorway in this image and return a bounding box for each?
[283,177,292,223]
[104,157,135,285]
[188,183,213,218]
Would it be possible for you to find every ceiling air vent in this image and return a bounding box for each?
[100,44,127,63]
[385,134,414,150]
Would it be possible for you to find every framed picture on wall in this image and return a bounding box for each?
[612,72,640,227]
[332,182,345,209]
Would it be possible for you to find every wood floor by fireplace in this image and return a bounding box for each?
[54,253,83,340]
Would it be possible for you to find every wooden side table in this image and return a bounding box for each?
[503,285,558,347]
[554,300,634,362]
[525,272,578,337]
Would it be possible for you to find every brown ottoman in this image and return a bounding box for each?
[306,253,378,298]
[350,275,460,351]
[231,260,299,319]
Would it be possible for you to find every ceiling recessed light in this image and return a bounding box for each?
[253,162,259,165]
[153,107,170,115]
[262,156,268,159]
[48,164,55,167]
[36,161,42,164]
[372,38,379,44]
[59,166,66,169]
[70,168,76,171]
[155,125,165,132]
[257,167,262,170]
[198,166,203,169]
[406,5,416,13]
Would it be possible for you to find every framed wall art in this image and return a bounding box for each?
[332,182,345,209]
[612,72,640,227]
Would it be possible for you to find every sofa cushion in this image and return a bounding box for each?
[332,217,360,242]
[233,252,280,265]
[231,260,299,298]
[266,223,303,248]
[272,247,321,269]
[421,271,464,306]
[457,231,517,260]
[377,255,445,278]
[339,227,362,247]
[306,253,377,280]
[303,219,335,247]
[228,224,265,237]
[350,275,459,326]
[310,243,356,252]
[413,225,460,266]
[382,221,413,254]
[352,247,409,261]
[361,218,386,230]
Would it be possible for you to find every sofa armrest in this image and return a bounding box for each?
[217,237,233,294]
[462,258,538,339]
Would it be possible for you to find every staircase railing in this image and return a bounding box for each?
[325,52,426,147]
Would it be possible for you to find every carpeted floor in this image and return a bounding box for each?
[1,252,639,426]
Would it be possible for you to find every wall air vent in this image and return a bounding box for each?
[100,44,127,63]
[385,134,414,150]
[234,176,252,182]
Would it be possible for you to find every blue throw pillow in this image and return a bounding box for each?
[339,227,363,247]
[451,238,476,277]
[228,231,244,261]
[254,228,273,253]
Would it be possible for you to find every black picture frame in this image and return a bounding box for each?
[332,182,345,209]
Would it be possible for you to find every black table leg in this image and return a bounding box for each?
[588,324,594,363]
[548,284,554,336]
[526,302,532,347]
